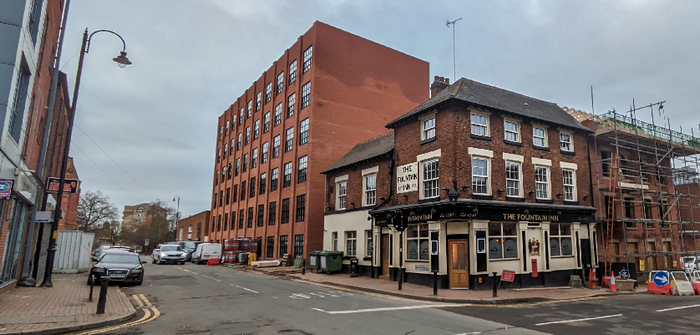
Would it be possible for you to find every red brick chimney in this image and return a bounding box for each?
[430,76,450,98]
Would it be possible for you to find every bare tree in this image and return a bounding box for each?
[77,190,119,231]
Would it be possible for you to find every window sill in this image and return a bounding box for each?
[560,150,576,156]
[504,140,523,147]
[505,197,526,202]
[419,137,436,145]
[551,255,575,258]
[534,146,550,152]
[488,258,520,262]
[470,134,491,141]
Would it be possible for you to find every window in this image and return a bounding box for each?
[254,119,260,139]
[298,156,307,183]
[601,151,611,177]
[213,193,217,208]
[257,205,264,227]
[563,169,576,201]
[265,83,272,103]
[296,195,306,222]
[364,173,376,206]
[247,100,252,118]
[472,157,490,195]
[643,199,654,222]
[299,118,309,145]
[345,231,357,257]
[229,139,234,155]
[504,119,520,142]
[505,161,522,197]
[550,224,573,256]
[294,234,304,257]
[560,132,573,152]
[535,166,550,199]
[336,181,347,210]
[262,142,269,163]
[268,201,276,225]
[285,127,294,152]
[217,215,221,231]
[247,207,253,228]
[240,181,246,200]
[421,160,439,199]
[303,46,313,72]
[276,71,284,95]
[332,232,338,251]
[273,135,280,157]
[533,126,547,147]
[266,236,274,258]
[251,148,258,168]
[283,162,292,187]
[235,158,240,176]
[9,65,29,142]
[238,209,244,229]
[270,168,279,191]
[232,184,238,202]
[281,198,290,223]
[225,187,230,205]
[264,112,270,133]
[274,103,282,125]
[289,60,297,85]
[223,213,228,231]
[245,127,250,145]
[406,224,429,260]
[488,222,518,259]
[365,230,373,257]
[287,93,296,117]
[421,115,436,141]
[301,82,311,108]
[249,177,256,198]
[239,108,244,124]
[470,112,489,137]
[279,235,288,256]
[232,115,237,127]
[259,173,266,195]
[217,147,221,163]
[219,126,224,140]
[219,190,223,207]
[237,133,242,150]
[256,92,262,110]
[243,154,248,172]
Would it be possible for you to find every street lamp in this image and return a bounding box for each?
[173,196,180,239]
[40,28,132,288]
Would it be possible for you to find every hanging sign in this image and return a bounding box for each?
[0,180,12,200]
[46,177,79,193]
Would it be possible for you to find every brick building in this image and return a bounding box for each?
[208,21,429,260]
[330,77,597,289]
[176,210,210,242]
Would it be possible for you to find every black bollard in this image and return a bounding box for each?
[492,272,498,298]
[433,271,438,296]
[398,269,403,290]
[96,277,109,314]
[301,259,306,275]
[89,275,95,302]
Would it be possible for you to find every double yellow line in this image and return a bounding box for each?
[76,294,160,335]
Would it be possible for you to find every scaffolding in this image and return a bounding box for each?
[569,102,700,279]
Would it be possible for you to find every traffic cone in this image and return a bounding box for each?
[609,272,617,292]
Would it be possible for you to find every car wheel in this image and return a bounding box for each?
[135,280,143,286]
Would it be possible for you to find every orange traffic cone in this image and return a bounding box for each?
[609,272,617,292]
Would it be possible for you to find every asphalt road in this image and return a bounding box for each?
[94,258,548,335]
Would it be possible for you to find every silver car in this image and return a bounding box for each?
[152,245,187,265]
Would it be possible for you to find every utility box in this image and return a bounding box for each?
[319,251,343,274]
[309,250,321,272]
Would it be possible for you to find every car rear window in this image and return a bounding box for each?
[161,245,182,252]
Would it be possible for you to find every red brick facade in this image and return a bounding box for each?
[176,210,210,242]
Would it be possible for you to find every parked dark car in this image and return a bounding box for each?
[88,250,145,286]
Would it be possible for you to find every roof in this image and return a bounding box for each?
[386,77,590,132]
[322,132,394,174]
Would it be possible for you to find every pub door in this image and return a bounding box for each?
[381,234,390,277]
[448,239,469,288]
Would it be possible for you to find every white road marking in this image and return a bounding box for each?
[313,304,469,314]
[656,304,700,312]
[201,275,222,283]
[316,292,342,297]
[183,269,198,275]
[308,293,326,298]
[535,314,623,326]
[291,293,311,299]
[230,283,259,293]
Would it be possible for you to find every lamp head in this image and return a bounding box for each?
[113,51,132,68]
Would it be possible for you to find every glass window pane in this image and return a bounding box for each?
[503,238,518,258]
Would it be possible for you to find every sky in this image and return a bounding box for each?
[59,0,700,220]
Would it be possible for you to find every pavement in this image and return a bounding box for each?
[0,265,645,335]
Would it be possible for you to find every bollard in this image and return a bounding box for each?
[433,271,438,296]
[398,269,403,291]
[301,259,306,275]
[492,272,498,298]
[89,275,95,302]
[96,277,109,314]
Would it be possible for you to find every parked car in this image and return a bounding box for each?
[87,250,146,286]
[91,245,111,261]
[191,243,222,264]
[181,241,204,262]
[152,244,187,264]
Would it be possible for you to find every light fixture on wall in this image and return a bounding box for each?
[556,193,563,199]
[523,209,530,215]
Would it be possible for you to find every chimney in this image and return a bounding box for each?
[430,76,450,98]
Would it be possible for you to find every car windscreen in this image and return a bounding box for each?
[160,245,182,252]
[100,254,140,264]
[183,242,197,249]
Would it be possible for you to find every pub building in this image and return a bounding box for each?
[356,76,598,289]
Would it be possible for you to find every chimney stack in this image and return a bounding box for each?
[430,76,450,98]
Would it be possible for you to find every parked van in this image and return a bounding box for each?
[191,243,222,264]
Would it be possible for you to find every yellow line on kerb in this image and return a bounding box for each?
[76,304,160,334]
[132,294,144,308]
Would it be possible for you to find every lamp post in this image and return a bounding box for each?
[173,196,180,239]
[40,28,131,287]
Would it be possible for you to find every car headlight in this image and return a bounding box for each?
[92,267,106,273]
[181,253,187,257]
[132,268,143,274]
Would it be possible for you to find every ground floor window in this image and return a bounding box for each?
[488,222,518,259]
[279,235,288,256]
[549,223,573,256]
[406,224,429,260]
[346,231,357,256]
[294,234,304,257]
[267,236,274,258]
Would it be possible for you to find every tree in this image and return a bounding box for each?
[95,220,122,245]
[121,199,177,250]
[77,190,119,231]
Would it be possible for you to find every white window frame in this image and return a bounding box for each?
[274,103,282,125]
[421,113,436,141]
[563,169,577,201]
[247,100,252,118]
[303,45,313,72]
[256,92,262,110]
[560,131,573,152]
[301,82,311,108]
[365,230,372,257]
[550,223,573,257]
[505,160,522,198]
[262,142,269,163]
[471,156,491,195]
[336,178,347,210]
[534,165,550,200]
[332,232,338,251]
[406,224,429,261]
[533,125,548,148]
[504,118,520,143]
[420,159,439,199]
[362,166,378,207]
[470,112,489,137]
[345,231,357,257]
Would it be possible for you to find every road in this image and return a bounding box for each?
[90,258,546,335]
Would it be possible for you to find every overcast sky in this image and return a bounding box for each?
[59,0,700,220]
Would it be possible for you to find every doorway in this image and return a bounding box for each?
[381,234,390,277]
[448,239,469,288]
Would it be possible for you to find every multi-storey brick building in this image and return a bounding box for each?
[327,76,596,289]
[176,210,210,242]
[208,21,429,260]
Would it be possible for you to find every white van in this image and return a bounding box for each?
[192,243,222,264]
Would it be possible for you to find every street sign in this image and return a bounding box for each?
[36,211,52,222]
[502,270,516,282]
[46,178,79,193]
[653,271,669,287]
[0,180,13,200]
[144,238,150,246]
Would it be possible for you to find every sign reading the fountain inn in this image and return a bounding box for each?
[396,162,418,194]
